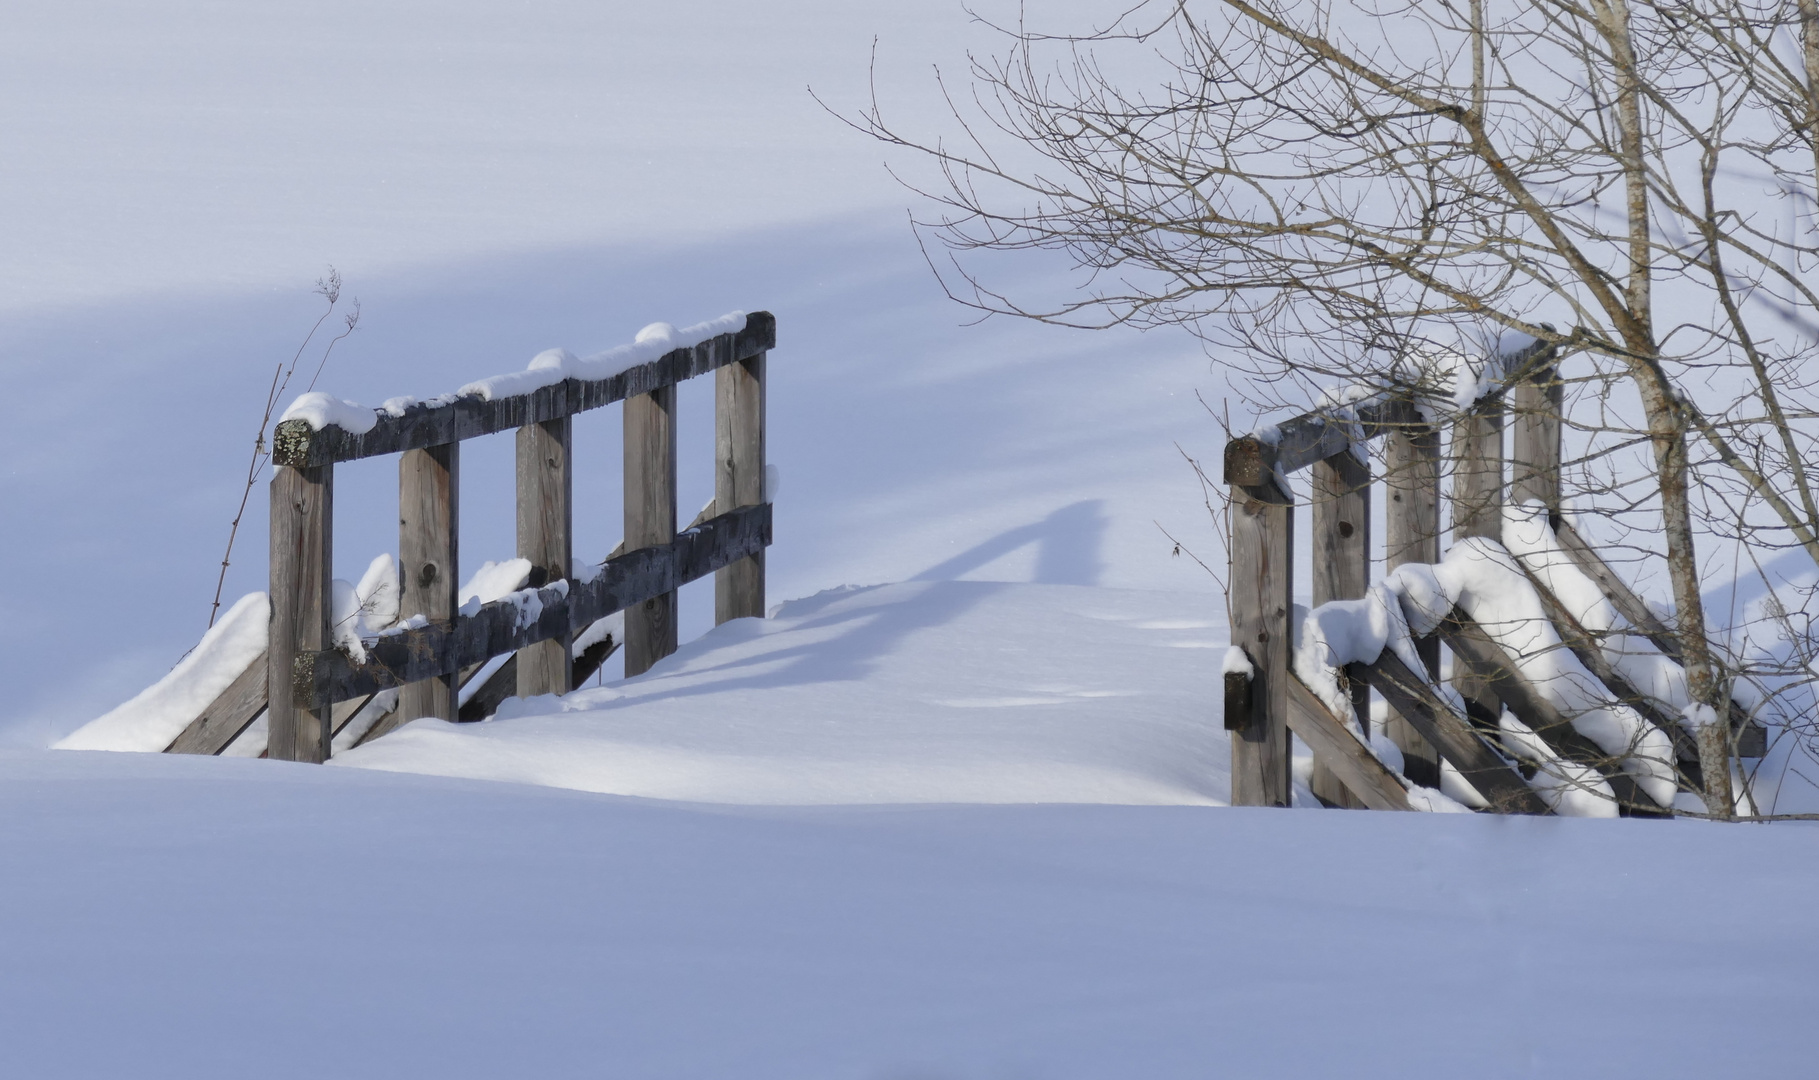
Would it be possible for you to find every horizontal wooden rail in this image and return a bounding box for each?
[1360,650,1552,815]
[272,313,776,468]
[296,502,770,705]
[1438,610,1668,816]
[1284,672,1412,812]
[1223,396,1420,486]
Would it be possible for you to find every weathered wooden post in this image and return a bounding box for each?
[517,418,572,697]
[398,443,459,721]
[1511,361,1562,512]
[624,384,678,676]
[1383,421,1443,787]
[268,463,333,763]
[1224,437,1294,807]
[714,346,766,624]
[1452,392,1504,726]
[1309,448,1370,808]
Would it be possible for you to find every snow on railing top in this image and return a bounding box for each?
[270,310,770,468]
[278,312,747,433]
[1289,502,1681,815]
[1226,331,1556,486]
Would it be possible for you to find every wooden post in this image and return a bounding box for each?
[1452,397,1503,541]
[398,443,459,722]
[1383,422,1443,787]
[624,385,678,677]
[516,418,572,697]
[1228,476,1294,807]
[1309,450,1371,808]
[1511,363,1562,513]
[1451,395,1504,726]
[268,464,332,763]
[714,349,766,624]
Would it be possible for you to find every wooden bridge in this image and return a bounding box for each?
[161,312,775,762]
[1223,342,1764,814]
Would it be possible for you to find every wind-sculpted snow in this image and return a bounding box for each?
[1289,519,1678,813]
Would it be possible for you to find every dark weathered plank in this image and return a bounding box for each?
[517,418,573,697]
[269,464,333,763]
[301,503,770,703]
[714,348,766,624]
[456,631,622,725]
[398,442,460,722]
[1383,422,1443,787]
[624,382,678,678]
[165,650,270,755]
[1228,477,1294,807]
[1286,673,1412,812]
[1360,650,1551,814]
[1511,364,1562,512]
[1223,395,1421,485]
[271,314,776,468]
[1439,611,1669,815]
[1309,450,1371,809]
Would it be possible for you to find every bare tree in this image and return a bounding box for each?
[837,0,1819,815]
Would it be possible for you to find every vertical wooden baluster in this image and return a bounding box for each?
[268,463,333,763]
[398,443,459,722]
[715,348,766,624]
[1309,449,1371,808]
[1512,363,1563,513]
[1452,395,1504,727]
[1228,474,1294,807]
[517,418,572,697]
[624,385,678,677]
[1385,423,1443,787]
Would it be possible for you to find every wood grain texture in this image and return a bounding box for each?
[714,350,766,625]
[398,442,460,722]
[1309,451,1371,809]
[271,314,775,468]
[1439,611,1670,815]
[516,418,573,697]
[165,650,269,755]
[1361,650,1551,814]
[1511,365,1562,512]
[1228,478,1293,807]
[268,464,333,763]
[1383,424,1443,787]
[1286,673,1412,811]
[1223,396,1420,484]
[624,383,678,678]
[301,503,770,703]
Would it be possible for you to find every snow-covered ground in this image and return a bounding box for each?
[6,2,1819,1074]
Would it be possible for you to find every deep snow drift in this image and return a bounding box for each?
[336,581,1231,805]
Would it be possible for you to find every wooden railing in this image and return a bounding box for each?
[1222,343,1763,813]
[263,311,775,763]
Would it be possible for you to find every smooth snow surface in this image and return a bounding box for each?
[53,592,268,754]
[3,749,1815,1079]
[337,582,1230,806]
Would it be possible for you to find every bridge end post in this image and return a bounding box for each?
[269,463,333,763]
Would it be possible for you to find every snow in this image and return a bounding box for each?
[335,582,1229,806]
[456,312,746,402]
[1222,645,1254,677]
[5,749,1818,1077]
[276,391,380,434]
[6,3,1819,1071]
[54,592,269,754]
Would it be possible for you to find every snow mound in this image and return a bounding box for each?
[56,592,269,753]
[334,581,1230,806]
